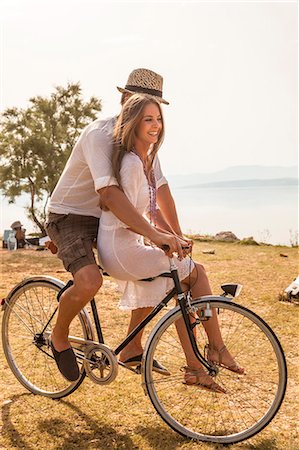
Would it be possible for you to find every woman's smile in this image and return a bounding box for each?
[135,103,162,149]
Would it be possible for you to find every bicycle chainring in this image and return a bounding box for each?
[83,343,118,385]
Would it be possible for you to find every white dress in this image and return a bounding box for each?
[97,152,194,310]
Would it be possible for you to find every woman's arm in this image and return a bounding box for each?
[99,156,189,258]
[156,184,193,253]
[156,183,183,236]
[147,209,174,234]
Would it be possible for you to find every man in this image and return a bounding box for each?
[46,68,189,381]
[11,221,26,248]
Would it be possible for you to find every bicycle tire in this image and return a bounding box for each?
[143,298,287,444]
[2,277,89,399]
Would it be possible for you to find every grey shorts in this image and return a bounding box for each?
[45,213,99,275]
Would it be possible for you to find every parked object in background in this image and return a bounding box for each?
[39,236,51,246]
[2,230,11,249]
[284,276,299,299]
[7,231,17,251]
[26,237,40,246]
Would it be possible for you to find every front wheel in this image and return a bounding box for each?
[2,277,88,399]
[143,299,287,444]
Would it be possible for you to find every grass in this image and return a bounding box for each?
[0,242,298,450]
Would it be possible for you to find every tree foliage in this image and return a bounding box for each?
[0,82,102,235]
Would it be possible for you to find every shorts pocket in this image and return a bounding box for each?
[47,214,69,229]
[60,237,87,271]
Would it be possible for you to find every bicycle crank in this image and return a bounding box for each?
[83,343,118,385]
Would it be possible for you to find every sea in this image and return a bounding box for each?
[1,182,298,246]
[171,183,298,246]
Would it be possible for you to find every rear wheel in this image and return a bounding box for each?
[143,299,287,444]
[2,278,87,398]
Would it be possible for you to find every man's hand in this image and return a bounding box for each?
[45,240,58,254]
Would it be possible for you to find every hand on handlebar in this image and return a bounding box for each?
[178,235,193,257]
[152,231,191,259]
[162,234,193,258]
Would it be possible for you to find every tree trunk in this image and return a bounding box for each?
[28,178,46,236]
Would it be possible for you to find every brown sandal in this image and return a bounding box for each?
[205,344,245,375]
[182,366,226,394]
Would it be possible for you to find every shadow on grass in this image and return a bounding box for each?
[1,393,137,449]
[1,393,283,450]
[134,424,186,449]
[134,425,282,450]
[238,439,281,450]
[2,395,30,449]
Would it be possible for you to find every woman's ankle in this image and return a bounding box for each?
[120,346,143,361]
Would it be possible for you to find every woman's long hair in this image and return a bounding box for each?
[112,94,165,187]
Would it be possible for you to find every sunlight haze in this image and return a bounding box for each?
[0,0,297,240]
[1,0,297,174]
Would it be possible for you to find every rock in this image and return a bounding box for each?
[202,249,215,254]
[189,234,215,242]
[279,253,288,258]
[239,237,259,245]
[214,231,238,242]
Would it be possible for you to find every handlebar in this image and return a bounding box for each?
[161,244,191,252]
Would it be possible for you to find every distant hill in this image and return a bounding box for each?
[179,177,298,189]
[167,165,298,188]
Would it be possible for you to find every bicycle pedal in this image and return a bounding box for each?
[118,361,141,374]
[135,364,142,374]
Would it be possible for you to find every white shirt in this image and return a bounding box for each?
[100,152,153,230]
[97,152,194,309]
[48,117,167,218]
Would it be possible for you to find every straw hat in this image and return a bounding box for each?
[11,221,23,229]
[117,68,169,105]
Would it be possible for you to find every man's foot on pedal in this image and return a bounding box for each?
[50,338,80,381]
[122,354,171,376]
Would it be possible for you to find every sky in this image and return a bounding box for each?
[0,0,298,234]
[1,0,297,175]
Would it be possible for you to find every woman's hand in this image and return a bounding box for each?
[151,230,191,259]
[179,235,193,257]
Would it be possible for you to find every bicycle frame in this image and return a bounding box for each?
[2,266,287,443]
[89,258,212,372]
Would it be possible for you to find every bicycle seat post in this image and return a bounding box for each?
[168,258,184,300]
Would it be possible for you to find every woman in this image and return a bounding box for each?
[98,94,244,393]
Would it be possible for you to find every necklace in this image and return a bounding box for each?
[132,149,157,226]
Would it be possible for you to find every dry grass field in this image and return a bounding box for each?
[0,241,298,450]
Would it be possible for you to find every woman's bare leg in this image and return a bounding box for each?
[119,307,153,362]
[177,262,243,373]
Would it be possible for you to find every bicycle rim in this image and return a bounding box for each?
[143,299,287,444]
[2,279,87,398]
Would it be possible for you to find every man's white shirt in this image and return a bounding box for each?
[48,117,167,218]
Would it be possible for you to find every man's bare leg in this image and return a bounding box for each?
[51,264,102,352]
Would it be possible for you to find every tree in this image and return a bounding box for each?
[0,82,102,235]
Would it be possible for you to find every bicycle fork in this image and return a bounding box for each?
[169,258,217,376]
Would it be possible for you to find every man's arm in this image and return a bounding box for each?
[99,185,186,257]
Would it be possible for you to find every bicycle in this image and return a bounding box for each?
[1,257,287,444]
